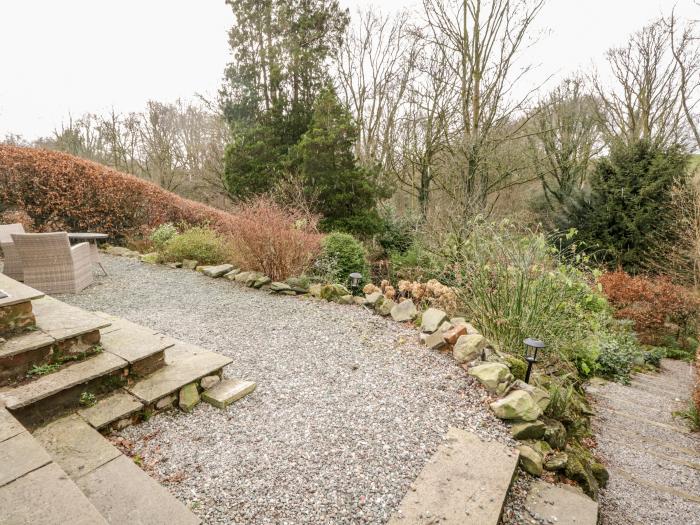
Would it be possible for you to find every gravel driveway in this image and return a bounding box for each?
[62,255,517,524]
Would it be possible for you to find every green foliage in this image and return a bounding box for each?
[161,226,230,265]
[317,232,368,285]
[664,346,695,362]
[673,401,700,432]
[291,88,387,236]
[376,208,417,256]
[595,326,642,384]
[389,241,446,283]
[27,363,60,377]
[79,392,97,408]
[503,355,527,381]
[149,223,178,250]
[559,139,689,273]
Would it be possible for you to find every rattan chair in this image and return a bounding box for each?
[11,232,93,294]
[0,223,26,281]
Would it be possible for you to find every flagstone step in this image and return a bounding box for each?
[0,296,110,384]
[0,351,128,428]
[97,314,172,376]
[387,427,519,525]
[0,273,44,308]
[126,342,232,405]
[525,481,598,525]
[0,274,43,338]
[78,389,145,430]
[33,414,200,525]
[0,429,52,487]
[202,378,256,408]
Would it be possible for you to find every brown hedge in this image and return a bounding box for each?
[0,145,238,239]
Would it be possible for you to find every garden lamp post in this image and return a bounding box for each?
[523,338,545,384]
[348,273,363,295]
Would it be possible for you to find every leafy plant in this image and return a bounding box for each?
[161,226,231,265]
[79,391,97,407]
[673,401,700,432]
[595,326,642,384]
[317,232,369,285]
[27,363,60,377]
[150,223,178,249]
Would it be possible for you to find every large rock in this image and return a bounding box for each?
[365,292,383,307]
[565,448,601,499]
[200,375,220,390]
[420,308,447,333]
[270,282,292,293]
[511,420,546,440]
[517,444,543,476]
[223,268,241,280]
[337,294,354,305]
[377,298,396,316]
[181,259,198,270]
[252,275,271,289]
[423,330,447,350]
[543,418,567,449]
[106,246,138,257]
[245,272,264,287]
[490,390,543,421]
[544,451,568,471]
[309,283,323,298]
[200,264,234,278]
[453,334,490,363]
[285,277,309,293]
[202,379,256,409]
[391,300,417,322]
[443,324,467,345]
[508,380,551,411]
[320,284,350,301]
[178,383,200,412]
[233,271,252,283]
[468,363,513,391]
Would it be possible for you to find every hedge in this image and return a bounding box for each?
[0,145,238,240]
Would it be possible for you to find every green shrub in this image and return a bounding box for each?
[150,223,178,250]
[316,232,368,285]
[377,209,417,255]
[596,326,641,384]
[162,226,230,265]
[389,242,446,282]
[503,355,527,381]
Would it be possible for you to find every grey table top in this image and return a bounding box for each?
[68,232,108,241]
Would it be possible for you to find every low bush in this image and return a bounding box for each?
[595,325,641,384]
[599,271,700,345]
[150,223,178,250]
[161,226,231,265]
[316,232,368,285]
[228,197,323,281]
[0,145,241,239]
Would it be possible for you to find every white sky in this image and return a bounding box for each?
[0,0,696,140]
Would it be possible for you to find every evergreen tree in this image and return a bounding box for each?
[292,87,386,235]
[559,139,689,273]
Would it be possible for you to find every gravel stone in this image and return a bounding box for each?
[62,255,524,524]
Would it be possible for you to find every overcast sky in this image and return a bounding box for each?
[0,0,696,140]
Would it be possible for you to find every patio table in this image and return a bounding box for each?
[68,232,109,276]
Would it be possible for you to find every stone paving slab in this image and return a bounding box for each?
[0,462,108,525]
[30,296,110,340]
[0,329,54,359]
[34,414,121,479]
[0,274,43,308]
[202,378,256,409]
[99,317,174,363]
[0,351,127,410]
[127,342,232,404]
[0,406,24,442]
[0,430,51,486]
[387,427,518,525]
[78,389,144,429]
[77,454,200,525]
[525,481,597,525]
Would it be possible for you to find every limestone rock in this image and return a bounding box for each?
[527,440,552,457]
[365,291,383,306]
[464,323,479,335]
[443,324,467,345]
[544,451,568,471]
[424,330,447,350]
[337,294,354,305]
[155,394,176,410]
[517,444,543,476]
[511,420,546,440]
[270,282,292,292]
[140,253,158,264]
[490,390,543,421]
[245,272,264,287]
[449,317,467,326]
[353,296,368,305]
[543,418,567,449]
[285,277,309,294]
[202,379,256,409]
[178,383,200,412]
[565,448,601,499]
[181,259,198,270]
[224,268,241,280]
[420,308,447,333]
[106,246,135,257]
[309,284,323,298]
[253,275,271,289]
[320,284,350,301]
[453,334,490,363]
[391,300,417,322]
[508,380,551,411]
[200,375,220,390]
[233,271,252,283]
[377,298,396,316]
[200,264,234,278]
[467,363,513,391]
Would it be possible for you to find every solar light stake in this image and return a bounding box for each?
[348,272,363,295]
[523,338,545,384]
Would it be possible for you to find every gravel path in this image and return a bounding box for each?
[61,255,522,524]
[590,359,700,525]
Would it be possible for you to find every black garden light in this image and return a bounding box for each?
[348,272,363,295]
[523,338,545,384]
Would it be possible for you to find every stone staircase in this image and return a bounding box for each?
[0,273,248,524]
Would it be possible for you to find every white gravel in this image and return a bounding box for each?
[61,255,531,524]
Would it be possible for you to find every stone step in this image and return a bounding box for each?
[0,351,128,428]
[96,314,173,376]
[525,481,598,525]
[0,296,110,384]
[78,389,145,430]
[202,378,256,408]
[0,273,43,337]
[387,427,519,525]
[33,414,200,525]
[126,342,232,406]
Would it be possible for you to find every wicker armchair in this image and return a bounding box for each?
[0,223,26,281]
[11,232,93,294]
